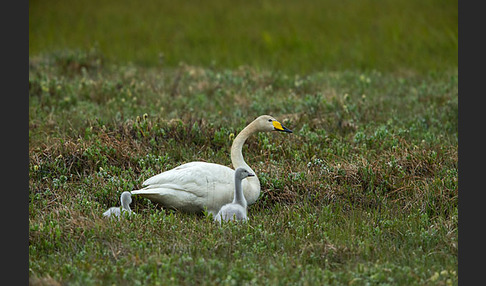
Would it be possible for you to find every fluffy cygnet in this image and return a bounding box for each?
[103,191,133,218]
[214,167,254,224]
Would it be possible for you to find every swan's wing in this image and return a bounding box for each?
[140,162,235,196]
[141,162,202,186]
[142,162,227,184]
[132,162,237,213]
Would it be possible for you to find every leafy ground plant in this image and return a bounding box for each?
[29,52,457,285]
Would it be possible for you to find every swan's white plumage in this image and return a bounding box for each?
[131,115,292,215]
[103,191,133,218]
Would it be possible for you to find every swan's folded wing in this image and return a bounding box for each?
[137,162,235,198]
[141,162,204,186]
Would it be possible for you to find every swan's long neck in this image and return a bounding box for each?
[230,120,261,204]
[231,123,255,172]
[233,176,247,207]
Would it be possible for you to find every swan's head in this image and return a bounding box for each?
[255,115,293,133]
[235,167,255,180]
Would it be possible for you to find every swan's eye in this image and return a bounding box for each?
[268,119,272,122]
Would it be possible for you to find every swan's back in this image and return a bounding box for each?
[142,162,238,190]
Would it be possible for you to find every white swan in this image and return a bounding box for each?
[131,115,292,215]
[103,191,133,218]
[214,167,254,224]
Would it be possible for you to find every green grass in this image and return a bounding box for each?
[29,0,458,74]
[29,50,457,285]
[29,1,457,284]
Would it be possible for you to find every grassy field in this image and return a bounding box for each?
[29,0,457,74]
[29,1,457,285]
[28,50,457,285]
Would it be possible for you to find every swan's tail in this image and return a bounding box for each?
[130,189,168,203]
[130,187,202,213]
[130,189,163,195]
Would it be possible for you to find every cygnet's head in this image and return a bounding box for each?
[235,167,255,181]
[254,115,293,133]
[121,191,132,204]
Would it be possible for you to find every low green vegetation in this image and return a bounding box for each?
[29,0,457,74]
[29,50,457,285]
